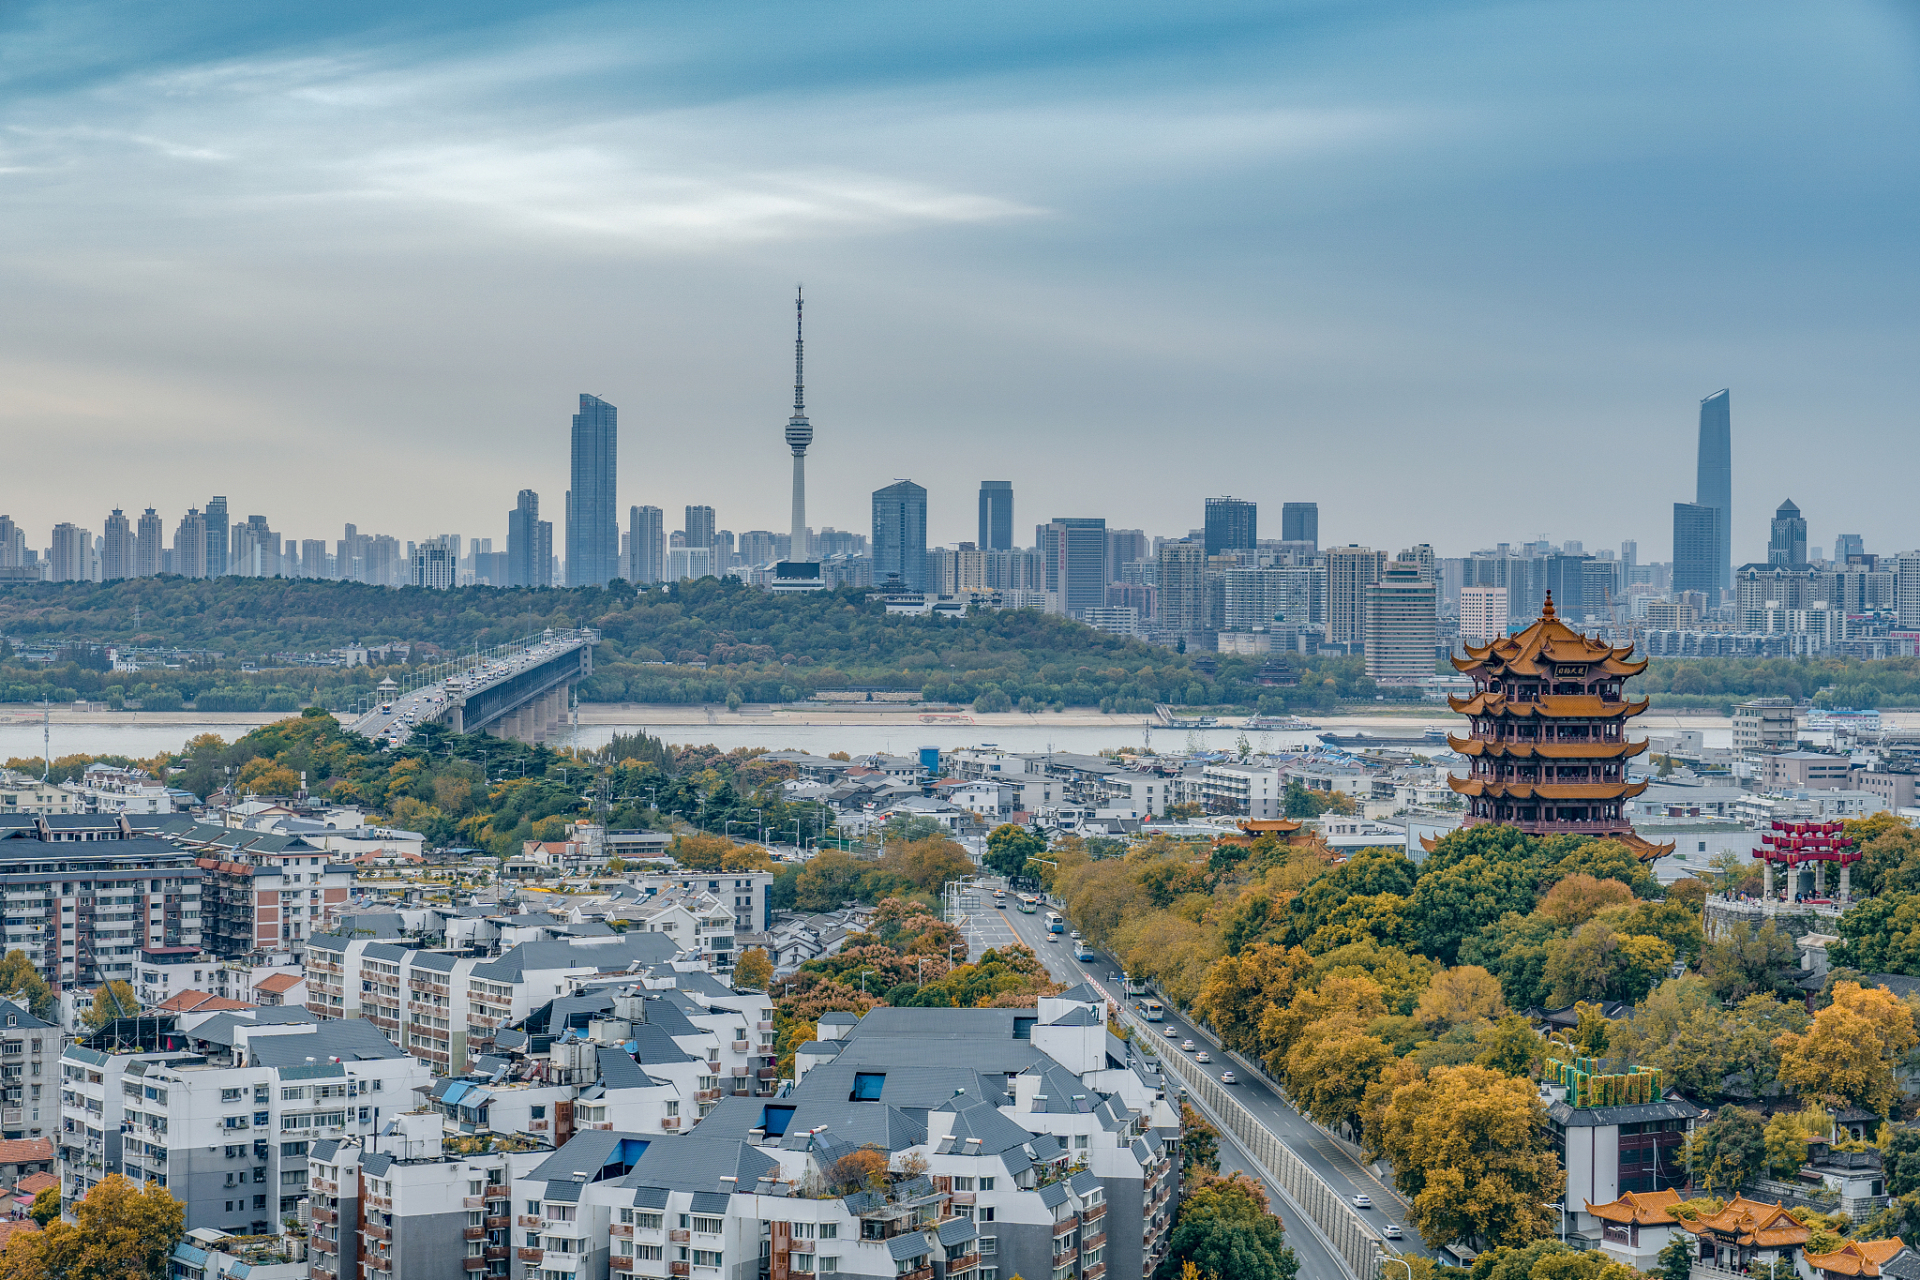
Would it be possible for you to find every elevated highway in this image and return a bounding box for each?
[345,628,597,746]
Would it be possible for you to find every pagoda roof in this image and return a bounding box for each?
[1454,594,1647,679]
[1449,693,1650,720]
[1585,1189,1683,1226]
[1805,1240,1908,1277]
[1447,736,1650,761]
[1448,778,1650,802]
[1682,1197,1811,1248]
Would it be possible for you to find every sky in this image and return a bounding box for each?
[3,0,1918,565]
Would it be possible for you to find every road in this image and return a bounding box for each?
[975,880,1433,1272]
[348,633,586,746]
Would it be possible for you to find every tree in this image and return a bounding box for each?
[1372,1064,1560,1248]
[985,824,1047,881]
[1405,853,1543,966]
[85,980,139,1030]
[1688,1105,1767,1193]
[1571,1001,1612,1057]
[1179,1102,1220,1178]
[1192,943,1314,1056]
[1284,1018,1396,1130]
[1459,912,1565,1012]
[1775,980,1920,1116]
[1162,1172,1298,1280]
[1764,1103,1832,1177]
[1701,921,1798,1001]
[27,1186,57,1228]
[733,948,773,992]
[1536,875,1635,928]
[1657,1236,1695,1280]
[1413,965,1508,1034]
[0,1173,183,1280]
[1475,1014,1546,1078]
[1543,922,1673,1006]
[0,950,54,1021]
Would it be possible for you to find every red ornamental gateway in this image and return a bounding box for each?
[1751,820,1858,902]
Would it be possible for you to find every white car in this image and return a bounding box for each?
[1352,1195,1372,1210]
[1163,1027,1179,1038]
[1384,1225,1402,1240]
[1195,1051,1212,1064]
[1181,1039,1196,1052]
[1220,1070,1237,1085]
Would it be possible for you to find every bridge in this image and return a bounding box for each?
[344,628,598,746]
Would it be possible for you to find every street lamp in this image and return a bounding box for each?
[1383,1255,1414,1280]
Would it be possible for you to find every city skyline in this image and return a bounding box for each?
[1,2,1915,554]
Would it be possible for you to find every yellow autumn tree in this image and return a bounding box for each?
[0,1173,183,1280]
[1776,981,1919,1115]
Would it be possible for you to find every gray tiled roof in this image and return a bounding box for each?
[937,1217,979,1246]
[598,1047,662,1091]
[1545,1098,1703,1127]
[1055,982,1101,1003]
[630,1024,698,1066]
[1047,1007,1099,1027]
[249,1020,409,1066]
[887,1235,933,1262]
[1068,1169,1101,1194]
[1038,1182,1071,1209]
[630,1186,670,1209]
[688,1191,731,1213]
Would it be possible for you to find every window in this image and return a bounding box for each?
[850,1073,885,1102]
[980,1237,996,1256]
[527,1201,542,1216]
[691,1216,723,1235]
[793,1257,815,1273]
[282,1087,307,1101]
[221,1088,244,1102]
[547,1205,576,1222]
[1074,1134,1089,1150]
[692,1250,723,1267]
[819,1259,839,1274]
[951,1177,974,1191]
[791,1223,815,1239]
[978,1177,994,1191]
[978,1207,994,1222]
[637,1245,664,1260]
[638,1213,663,1230]
[817,1225,836,1240]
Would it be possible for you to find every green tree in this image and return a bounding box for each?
[1658,1236,1695,1280]
[84,980,139,1030]
[984,824,1046,881]
[1688,1105,1767,1193]
[1405,853,1544,966]
[733,947,773,992]
[1700,921,1799,1001]
[27,1185,58,1227]
[1179,1102,1219,1178]
[0,950,54,1021]
[1160,1172,1298,1280]
[1475,1014,1547,1078]
[1459,912,1565,1012]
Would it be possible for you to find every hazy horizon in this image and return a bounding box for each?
[4,0,1917,563]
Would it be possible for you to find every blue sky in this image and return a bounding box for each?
[3,0,1917,562]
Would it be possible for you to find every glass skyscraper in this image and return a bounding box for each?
[1696,389,1731,594]
[872,480,928,590]
[978,481,1013,551]
[566,393,619,586]
[204,495,228,577]
[1768,500,1807,568]
[1672,502,1720,597]
[1280,502,1319,549]
[1203,497,1257,555]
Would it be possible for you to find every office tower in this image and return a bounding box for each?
[1768,500,1808,568]
[173,510,208,578]
[508,490,553,588]
[1835,533,1866,564]
[134,508,165,578]
[1203,497,1257,555]
[629,506,665,584]
[1672,502,1720,597]
[49,523,90,582]
[102,509,133,581]
[1544,554,1592,619]
[1281,502,1319,550]
[1156,540,1209,643]
[0,516,22,569]
[978,481,1013,552]
[300,538,331,580]
[411,536,456,589]
[1326,545,1385,646]
[739,531,787,566]
[1107,529,1150,578]
[566,393,619,586]
[783,287,814,563]
[1039,518,1108,619]
[1620,540,1637,570]
[1364,560,1438,681]
[1460,586,1508,643]
[204,496,229,577]
[1696,389,1732,594]
[683,505,717,550]
[872,480,929,590]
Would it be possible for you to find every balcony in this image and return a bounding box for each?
[517,1249,545,1265]
[485,1216,509,1232]
[757,1067,777,1081]
[518,1215,544,1229]
[483,1186,510,1202]
[661,1117,680,1130]
[486,1246,508,1261]
[669,1230,691,1244]
[365,1193,392,1211]
[463,1258,486,1272]
[670,1264,690,1278]
[311,1206,336,1225]
[731,1040,750,1052]
[694,1089,721,1103]
[1084,1263,1106,1280]
[901,1268,933,1280]
[1081,1204,1107,1225]
[363,1222,392,1242]
[311,1176,338,1195]
[756,1020,774,1031]
[1054,1219,1077,1237]
[612,1256,636,1273]
[1081,1232,1106,1253]
[465,1196,486,1210]
[464,1226,486,1241]
[788,1240,815,1255]
[947,1257,978,1275]
[950,1192,975,1206]
[612,1224,634,1239]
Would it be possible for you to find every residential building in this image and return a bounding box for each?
[1696,389,1733,595]
[1459,586,1508,644]
[205,496,229,578]
[134,508,166,578]
[1363,560,1437,681]
[0,999,56,1141]
[567,394,620,587]
[48,523,89,582]
[1733,698,1802,754]
[628,506,665,584]
[978,482,1014,551]
[0,771,82,816]
[873,481,929,591]
[412,536,457,590]
[1201,498,1255,556]
[1325,546,1384,647]
[102,509,133,581]
[1081,607,1140,640]
[684,505,717,551]
[1760,750,1856,791]
[507,492,553,589]
[1199,763,1284,819]
[169,825,352,957]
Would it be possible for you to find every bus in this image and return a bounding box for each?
[1017,896,1037,914]
[1075,943,1097,962]
[1124,974,1149,998]
[1142,1000,1164,1022]
[1046,912,1065,936]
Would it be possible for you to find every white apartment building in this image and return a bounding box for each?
[1198,763,1285,819]
[1459,586,1509,644]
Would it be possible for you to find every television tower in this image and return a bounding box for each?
[784,286,813,562]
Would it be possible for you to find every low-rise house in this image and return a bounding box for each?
[1583,1189,1685,1271]
[1680,1197,1811,1274]
[1803,1239,1918,1280]
[168,1227,308,1280]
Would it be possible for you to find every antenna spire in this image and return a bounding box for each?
[792,285,806,419]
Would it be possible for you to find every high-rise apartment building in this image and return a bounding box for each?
[101,509,133,581]
[1326,545,1385,646]
[173,509,208,578]
[784,288,813,563]
[1459,586,1509,644]
[1696,389,1732,595]
[872,481,928,590]
[507,490,553,588]
[230,515,279,577]
[134,509,165,578]
[1364,560,1438,681]
[1672,502,1721,598]
[683,505,717,550]
[1155,540,1209,644]
[629,505,664,584]
[1898,554,1920,631]
[1202,498,1256,556]
[411,536,456,589]
[1769,500,1808,568]
[1107,528,1150,577]
[1041,517,1108,619]
[566,394,619,586]
[204,496,229,578]
[300,538,331,579]
[1280,502,1319,550]
[978,481,1013,551]
[49,523,90,582]
[0,516,23,571]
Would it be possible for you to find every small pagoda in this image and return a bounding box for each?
[1439,593,1673,862]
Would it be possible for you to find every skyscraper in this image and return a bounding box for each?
[784,288,813,563]
[1041,518,1109,619]
[684,506,717,550]
[1835,534,1866,564]
[1155,540,1209,644]
[49,523,90,582]
[1280,502,1319,550]
[1768,500,1807,568]
[1326,545,1385,647]
[566,394,619,586]
[872,480,928,590]
[630,506,664,584]
[134,508,165,578]
[1203,497,1257,556]
[0,516,23,570]
[508,490,553,588]
[204,496,229,577]
[174,509,208,578]
[1364,560,1438,681]
[102,509,133,581]
[1672,502,1720,597]
[978,482,1013,551]
[1696,389,1732,595]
